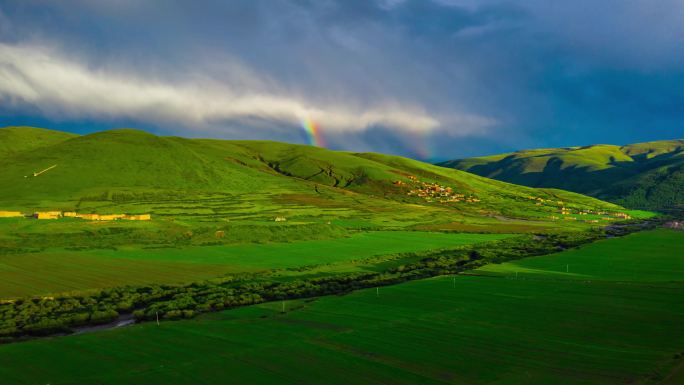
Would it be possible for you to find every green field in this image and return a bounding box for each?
[478,229,684,282]
[0,126,639,302]
[2,229,681,385]
[0,231,510,298]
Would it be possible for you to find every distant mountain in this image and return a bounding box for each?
[439,139,684,211]
[0,126,621,225]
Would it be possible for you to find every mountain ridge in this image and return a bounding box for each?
[439,139,684,211]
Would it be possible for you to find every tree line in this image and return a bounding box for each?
[0,220,660,342]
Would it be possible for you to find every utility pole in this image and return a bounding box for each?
[156,312,160,326]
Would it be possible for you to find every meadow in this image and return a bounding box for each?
[478,228,684,282]
[1,229,681,385]
[0,231,510,298]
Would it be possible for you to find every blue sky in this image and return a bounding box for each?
[1,0,683,160]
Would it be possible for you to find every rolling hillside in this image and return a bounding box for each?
[0,126,76,159]
[0,126,626,226]
[440,139,684,211]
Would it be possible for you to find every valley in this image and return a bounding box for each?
[0,126,679,385]
[1,229,681,385]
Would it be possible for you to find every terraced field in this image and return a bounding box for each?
[2,229,681,385]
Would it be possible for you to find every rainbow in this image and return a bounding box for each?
[301,116,325,147]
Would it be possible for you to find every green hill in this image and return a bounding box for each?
[0,126,76,159]
[439,139,684,211]
[0,126,628,228]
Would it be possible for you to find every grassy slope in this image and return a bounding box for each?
[0,126,635,299]
[0,126,76,159]
[1,229,682,385]
[440,139,684,210]
[0,126,620,217]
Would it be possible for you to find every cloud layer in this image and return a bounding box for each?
[0,42,448,133]
[1,0,683,159]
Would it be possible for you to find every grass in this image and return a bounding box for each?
[0,125,640,299]
[477,229,684,282]
[0,127,75,159]
[1,229,681,384]
[0,231,510,298]
[0,126,622,224]
[440,139,684,211]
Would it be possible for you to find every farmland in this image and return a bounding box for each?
[0,126,638,301]
[0,231,510,298]
[1,229,681,385]
[0,126,674,384]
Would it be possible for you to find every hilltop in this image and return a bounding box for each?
[0,126,76,159]
[0,126,629,230]
[439,139,684,211]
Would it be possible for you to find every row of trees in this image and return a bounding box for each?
[0,220,658,341]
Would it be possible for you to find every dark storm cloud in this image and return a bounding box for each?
[0,0,682,159]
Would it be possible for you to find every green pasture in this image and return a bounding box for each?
[0,231,509,298]
[478,229,684,282]
[0,127,623,225]
[96,231,511,264]
[1,229,682,384]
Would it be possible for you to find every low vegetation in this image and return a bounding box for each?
[0,228,681,385]
[0,126,675,385]
[0,231,507,297]
[0,224,648,341]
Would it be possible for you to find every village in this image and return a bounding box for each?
[557,207,631,222]
[524,195,633,223]
[0,210,151,221]
[394,175,481,204]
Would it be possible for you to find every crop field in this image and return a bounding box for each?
[1,229,681,385]
[0,231,510,298]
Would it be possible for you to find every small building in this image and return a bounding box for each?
[78,213,101,221]
[99,214,125,221]
[0,211,23,218]
[34,211,62,220]
[274,216,287,222]
[664,221,682,229]
[123,214,151,221]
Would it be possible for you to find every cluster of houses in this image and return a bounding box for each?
[394,176,480,204]
[527,196,632,221]
[528,196,555,206]
[549,205,632,223]
[0,210,150,221]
